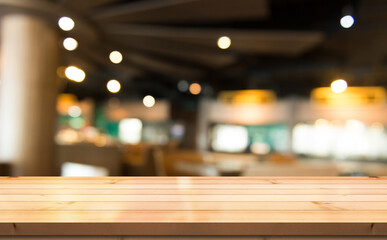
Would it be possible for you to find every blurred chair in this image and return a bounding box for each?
[160,149,218,176]
[0,163,12,176]
[267,152,296,164]
[215,160,246,176]
[123,144,167,176]
[56,144,122,176]
[174,161,218,176]
[210,152,259,176]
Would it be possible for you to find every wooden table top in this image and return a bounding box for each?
[1,176,387,236]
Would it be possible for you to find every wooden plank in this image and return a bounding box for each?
[0,237,386,240]
[267,238,387,240]
[1,194,387,202]
[2,188,387,195]
[1,237,384,240]
[0,237,259,240]
[1,184,387,189]
[2,176,385,180]
[2,201,387,211]
[1,210,387,222]
[2,176,385,183]
[0,238,121,240]
[0,237,260,240]
[1,222,387,236]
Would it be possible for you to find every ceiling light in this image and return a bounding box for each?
[65,66,85,82]
[217,36,231,49]
[340,15,354,28]
[331,79,347,93]
[63,37,78,51]
[189,83,202,95]
[107,79,121,93]
[143,95,155,108]
[58,17,75,31]
[109,51,123,64]
[68,105,82,118]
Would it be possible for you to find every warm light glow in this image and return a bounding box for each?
[107,79,121,93]
[69,117,85,129]
[212,125,249,153]
[63,37,78,51]
[143,95,155,108]
[218,90,276,104]
[109,51,123,64]
[177,80,189,92]
[65,66,85,82]
[189,83,202,95]
[340,15,355,28]
[56,66,66,78]
[58,17,75,31]
[57,94,77,115]
[217,36,231,49]
[293,120,387,159]
[68,105,82,118]
[331,79,347,93]
[250,142,271,155]
[62,162,108,177]
[315,119,329,126]
[371,122,384,132]
[311,86,387,106]
[119,118,142,144]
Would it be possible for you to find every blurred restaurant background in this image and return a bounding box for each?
[1,0,387,176]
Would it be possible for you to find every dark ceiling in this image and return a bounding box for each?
[2,0,387,102]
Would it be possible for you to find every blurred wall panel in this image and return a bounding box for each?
[0,14,59,175]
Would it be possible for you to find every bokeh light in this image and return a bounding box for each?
[331,79,347,93]
[217,36,231,49]
[63,37,78,51]
[189,83,202,95]
[177,80,189,92]
[143,95,155,108]
[65,66,85,82]
[58,17,75,31]
[68,105,82,118]
[340,15,355,28]
[109,51,123,64]
[107,79,121,93]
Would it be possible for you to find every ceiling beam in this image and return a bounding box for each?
[60,0,123,11]
[109,35,236,68]
[91,0,268,23]
[126,53,205,79]
[104,24,325,56]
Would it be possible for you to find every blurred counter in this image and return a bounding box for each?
[121,144,387,177]
[243,158,387,176]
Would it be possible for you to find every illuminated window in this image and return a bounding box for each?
[211,125,249,153]
[119,118,143,144]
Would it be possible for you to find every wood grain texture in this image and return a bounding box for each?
[0,177,387,236]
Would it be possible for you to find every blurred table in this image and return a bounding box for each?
[242,159,387,176]
[242,160,340,176]
[1,177,387,239]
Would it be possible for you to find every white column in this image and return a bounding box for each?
[0,14,59,175]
